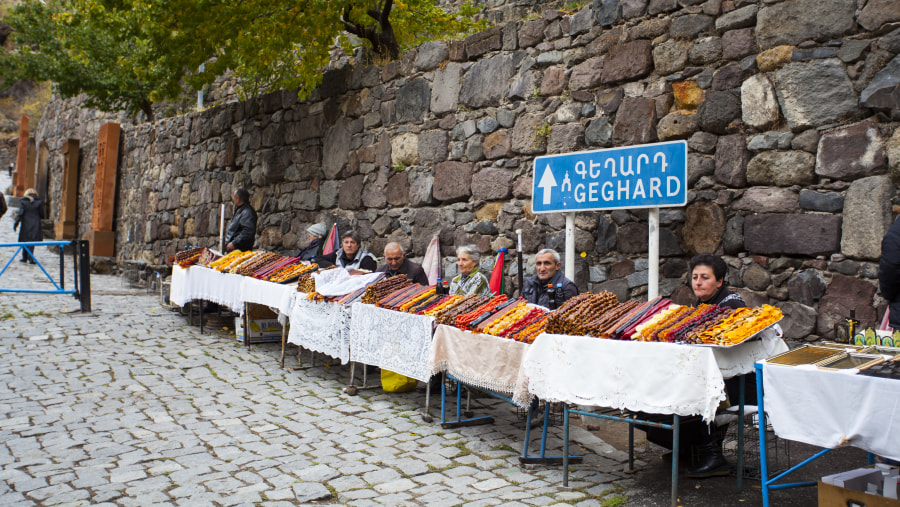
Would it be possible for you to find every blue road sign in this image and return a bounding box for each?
[531,140,688,213]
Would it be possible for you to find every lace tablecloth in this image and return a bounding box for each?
[762,362,900,461]
[288,296,351,364]
[523,333,785,423]
[349,303,434,382]
[241,276,297,322]
[428,324,532,407]
[168,265,245,314]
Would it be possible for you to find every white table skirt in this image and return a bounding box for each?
[523,333,786,423]
[762,362,900,461]
[241,276,297,322]
[428,324,533,407]
[288,296,351,364]
[349,303,434,382]
[169,265,244,314]
[170,265,189,307]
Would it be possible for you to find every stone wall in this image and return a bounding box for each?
[34,0,900,344]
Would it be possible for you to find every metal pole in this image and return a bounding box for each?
[516,229,524,296]
[219,203,225,252]
[648,207,659,300]
[78,240,91,313]
[564,213,575,281]
[59,244,65,290]
[197,63,205,110]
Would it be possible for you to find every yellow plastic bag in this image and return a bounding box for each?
[381,369,418,393]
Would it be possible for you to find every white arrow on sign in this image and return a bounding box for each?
[538,164,557,205]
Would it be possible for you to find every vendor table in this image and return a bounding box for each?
[428,324,533,407]
[287,296,351,365]
[427,325,575,464]
[523,331,787,507]
[348,303,434,383]
[240,276,297,320]
[170,265,244,314]
[756,361,900,506]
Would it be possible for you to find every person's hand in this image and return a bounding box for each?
[226,242,235,251]
[13,222,18,232]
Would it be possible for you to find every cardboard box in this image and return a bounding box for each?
[820,466,900,507]
[234,314,282,343]
[819,480,900,507]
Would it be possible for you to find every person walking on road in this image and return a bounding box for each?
[14,188,43,263]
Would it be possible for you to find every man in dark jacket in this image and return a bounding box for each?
[377,242,429,285]
[522,248,578,309]
[224,188,257,252]
[879,217,900,329]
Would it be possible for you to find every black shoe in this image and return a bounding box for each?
[19,258,28,263]
[686,443,730,478]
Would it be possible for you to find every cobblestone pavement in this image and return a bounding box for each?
[0,174,633,505]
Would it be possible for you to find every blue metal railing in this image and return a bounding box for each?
[0,240,91,312]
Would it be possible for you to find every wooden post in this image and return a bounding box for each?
[87,122,121,257]
[56,139,80,239]
[14,116,28,197]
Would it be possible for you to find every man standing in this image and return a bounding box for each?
[224,188,257,252]
[522,248,578,308]
[376,242,429,285]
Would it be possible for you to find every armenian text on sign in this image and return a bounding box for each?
[531,140,688,213]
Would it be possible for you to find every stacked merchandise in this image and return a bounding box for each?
[361,276,415,304]
[297,265,336,294]
[433,295,492,326]
[529,291,782,346]
[333,273,387,305]
[208,250,256,272]
[634,304,782,346]
[229,252,281,276]
[174,247,207,267]
[545,292,619,336]
[267,262,317,283]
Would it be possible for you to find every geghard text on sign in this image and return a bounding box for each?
[531,140,688,213]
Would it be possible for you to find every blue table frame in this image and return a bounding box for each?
[754,363,875,507]
[562,374,747,507]
[439,373,583,465]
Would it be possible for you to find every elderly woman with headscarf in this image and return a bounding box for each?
[299,223,326,262]
[14,188,43,263]
[448,245,492,297]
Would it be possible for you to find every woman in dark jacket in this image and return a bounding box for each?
[14,188,43,263]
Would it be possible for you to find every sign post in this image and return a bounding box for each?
[532,141,687,298]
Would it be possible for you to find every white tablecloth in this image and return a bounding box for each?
[241,276,297,322]
[428,324,533,407]
[523,333,787,423]
[762,362,900,461]
[349,303,434,382]
[168,265,244,314]
[288,297,351,364]
[170,265,189,306]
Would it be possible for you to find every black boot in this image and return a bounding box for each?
[686,441,730,478]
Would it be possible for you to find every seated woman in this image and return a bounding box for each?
[318,230,377,271]
[448,245,492,297]
[644,253,749,478]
